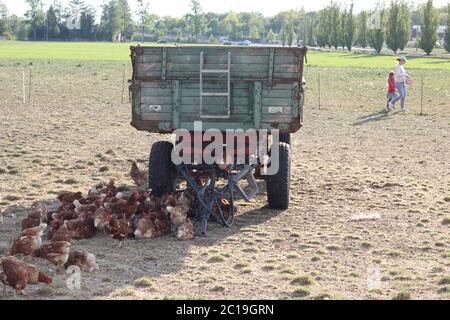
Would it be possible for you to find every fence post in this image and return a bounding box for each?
[420,75,424,115]
[28,68,32,104]
[22,70,26,104]
[318,72,321,110]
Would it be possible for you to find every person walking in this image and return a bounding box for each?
[386,71,398,112]
[388,56,411,112]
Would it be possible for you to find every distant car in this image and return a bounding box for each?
[239,40,252,46]
[156,39,168,44]
[222,41,233,45]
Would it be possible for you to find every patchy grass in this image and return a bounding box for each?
[291,275,314,286]
[387,250,402,257]
[241,268,253,274]
[99,166,109,172]
[134,277,154,288]
[325,244,341,251]
[112,286,137,297]
[3,195,20,201]
[207,256,225,263]
[233,263,249,270]
[291,287,310,298]
[262,265,276,272]
[280,268,296,275]
[63,178,79,185]
[392,292,412,300]
[199,276,216,284]
[437,287,450,294]
[361,242,372,249]
[438,277,450,285]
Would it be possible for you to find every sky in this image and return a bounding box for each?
[2,0,450,19]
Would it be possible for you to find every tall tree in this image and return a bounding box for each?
[266,28,275,42]
[344,3,355,51]
[46,5,60,39]
[25,0,45,40]
[221,11,239,39]
[117,0,134,40]
[51,0,64,24]
[280,25,287,46]
[67,0,85,39]
[444,4,450,52]
[286,23,295,46]
[357,11,368,47]
[303,14,316,46]
[316,8,330,47]
[136,0,149,42]
[338,8,345,49]
[189,0,206,40]
[80,5,95,40]
[368,8,385,54]
[0,1,8,35]
[419,0,439,55]
[329,1,341,49]
[386,0,411,54]
[98,0,133,42]
[249,25,260,39]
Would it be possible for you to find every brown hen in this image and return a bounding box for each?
[7,224,46,256]
[64,250,99,273]
[130,161,148,187]
[1,257,29,295]
[33,241,71,269]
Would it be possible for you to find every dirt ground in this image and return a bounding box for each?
[0,60,449,300]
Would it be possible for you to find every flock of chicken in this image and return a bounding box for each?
[0,161,198,296]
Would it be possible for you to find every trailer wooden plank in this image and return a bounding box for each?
[131,45,306,134]
[262,114,294,122]
[141,112,172,121]
[140,96,173,105]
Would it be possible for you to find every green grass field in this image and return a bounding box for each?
[0,40,449,70]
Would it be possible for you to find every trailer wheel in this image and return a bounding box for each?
[279,133,291,145]
[149,141,177,196]
[267,142,291,210]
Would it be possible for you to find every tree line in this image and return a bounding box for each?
[0,0,449,55]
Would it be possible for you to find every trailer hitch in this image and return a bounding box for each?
[176,164,259,237]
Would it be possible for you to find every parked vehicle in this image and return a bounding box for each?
[156,39,168,43]
[129,45,307,235]
[238,40,252,46]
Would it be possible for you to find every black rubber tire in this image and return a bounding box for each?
[149,141,177,196]
[279,133,291,145]
[267,142,291,210]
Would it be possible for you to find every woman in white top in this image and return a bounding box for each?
[388,56,409,111]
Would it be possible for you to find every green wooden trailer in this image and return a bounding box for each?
[129,45,307,235]
[130,46,306,133]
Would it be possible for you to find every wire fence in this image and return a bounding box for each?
[1,62,449,117]
[303,68,450,115]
